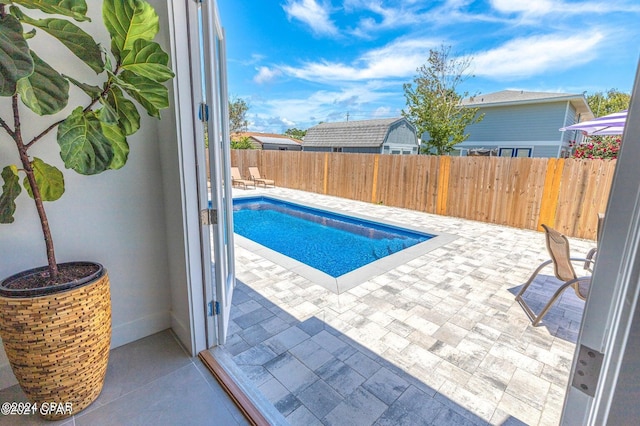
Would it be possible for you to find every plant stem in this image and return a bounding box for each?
[11,95,59,279]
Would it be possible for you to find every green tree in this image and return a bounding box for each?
[402,46,483,155]
[229,96,249,133]
[284,128,306,140]
[587,89,631,117]
[230,136,254,149]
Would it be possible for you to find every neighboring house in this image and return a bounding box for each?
[232,132,302,150]
[303,117,419,154]
[454,90,594,158]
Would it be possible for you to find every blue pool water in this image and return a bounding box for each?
[233,197,433,277]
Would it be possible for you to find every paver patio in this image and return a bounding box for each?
[214,187,594,425]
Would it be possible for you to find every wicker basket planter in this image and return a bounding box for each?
[0,262,111,420]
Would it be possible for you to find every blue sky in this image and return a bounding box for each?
[218,0,640,134]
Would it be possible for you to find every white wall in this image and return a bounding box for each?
[0,1,180,388]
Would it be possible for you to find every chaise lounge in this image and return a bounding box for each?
[231,167,256,190]
[249,167,275,188]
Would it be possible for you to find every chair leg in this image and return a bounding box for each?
[515,260,552,324]
[515,259,553,299]
[518,278,581,326]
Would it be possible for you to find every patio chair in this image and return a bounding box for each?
[230,167,255,190]
[248,167,275,188]
[584,213,605,270]
[515,224,594,326]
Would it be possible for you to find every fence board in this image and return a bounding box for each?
[231,150,615,239]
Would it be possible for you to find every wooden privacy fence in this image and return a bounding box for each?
[231,150,616,240]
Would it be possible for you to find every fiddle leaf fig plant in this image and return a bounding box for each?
[0,0,174,281]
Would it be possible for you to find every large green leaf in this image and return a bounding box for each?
[103,0,158,60]
[121,39,174,82]
[0,165,22,224]
[17,50,69,115]
[57,107,114,175]
[0,15,34,96]
[99,120,129,170]
[103,85,140,135]
[17,13,104,73]
[65,74,102,99]
[23,158,65,201]
[12,0,90,22]
[120,70,168,118]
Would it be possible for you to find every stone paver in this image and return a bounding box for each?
[224,187,595,425]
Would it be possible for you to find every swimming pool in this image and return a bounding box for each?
[234,197,432,277]
[233,195,457,293]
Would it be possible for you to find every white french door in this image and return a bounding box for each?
[561,61,640,424]
[194,0,236,347]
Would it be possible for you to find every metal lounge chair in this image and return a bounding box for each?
[248,167,275,188]
[515,224,594,326]
[230,167,255,189]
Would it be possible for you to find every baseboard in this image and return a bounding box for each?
[111,311,172,349]
[170,312,193,356]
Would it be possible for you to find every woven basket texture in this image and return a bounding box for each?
[0,272,111,420]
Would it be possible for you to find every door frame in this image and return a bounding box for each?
[562,61,640,424]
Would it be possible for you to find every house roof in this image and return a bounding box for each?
[250,135,301,146]
[303,117,411,148]
[231,132,302,146]
[462,90,594,120]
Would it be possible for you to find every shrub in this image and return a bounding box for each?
[570,135,621,159]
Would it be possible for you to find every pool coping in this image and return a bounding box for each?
[232,193,459,294]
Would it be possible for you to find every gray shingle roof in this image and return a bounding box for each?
[462,90,583,106]
[461,90,594,120]
[251,135,301,146]
[303,117,406,148]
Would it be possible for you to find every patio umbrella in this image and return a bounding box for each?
[560,110,627,135]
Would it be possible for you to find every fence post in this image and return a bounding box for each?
[436,156,451,215]
[371,154,380,203]
[537,158,565,231]
[323,152,329,195]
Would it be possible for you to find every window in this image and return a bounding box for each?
[499,147,532,158]
[332,147,343,153]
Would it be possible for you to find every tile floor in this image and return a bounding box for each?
[216,187,595,426]
[0,330,248,425]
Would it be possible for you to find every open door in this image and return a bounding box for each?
[195,1,236,347]
[561,60,640,424]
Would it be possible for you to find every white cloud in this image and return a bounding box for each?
[469,32,604,79]
[280,38,440,82]
[490,0,640,16]
[253,66,282,84]
[372,106,392,117]
[249,83,402,132]
[283,0,338,36]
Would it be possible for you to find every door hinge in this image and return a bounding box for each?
[572,344,604,397]
[198,102,209,122]
[208,301,220,316]
[200,209,217,225]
